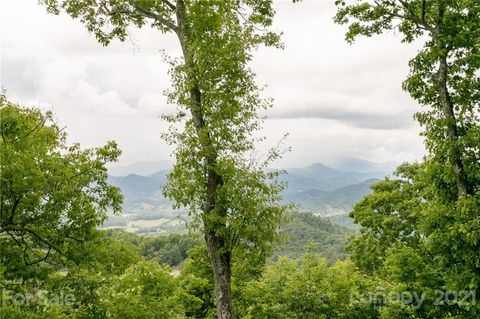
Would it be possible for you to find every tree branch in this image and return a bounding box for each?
[421,0,426,23]
[5,118,47,144]
[99,0,179,34]
[5,226,63,257]
[135,7,179,33]
[161,0,176,11]
[397,0,434,33]
[23,246,52,266]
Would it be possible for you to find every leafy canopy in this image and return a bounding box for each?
[335,0,480,197]
[0,93,122,270]
[336,1,480,317]
[39,0,289,261]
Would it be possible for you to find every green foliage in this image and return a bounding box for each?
[0,93,122,271]
[140,233,203,266]
[104,228,203,267]
[8,1,479,319]
[335,0,480,197]
[38,3,289,316]
[104,228,144,246]
[274,212,352,263]
[237,254,380,319]
[0,228,194,318]
[178,245,217,319]
[348,162,480,317]
[347,164,425,273]
[0,95,188,318]
[158,0,288,261]
[97,260,185,319]
[335,2,480,317]
[0,237,138,318]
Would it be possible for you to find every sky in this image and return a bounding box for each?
[1,0,426,168]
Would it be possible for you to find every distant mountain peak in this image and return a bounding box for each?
[330,157,396,173]
[106,158,390,233]
[303,163,334,170]
[108,160,173,177]
[289,162,337,173]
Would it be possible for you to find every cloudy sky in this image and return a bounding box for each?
[1,0,426,168]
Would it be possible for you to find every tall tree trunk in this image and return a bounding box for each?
[204,227,233,319]
[434,3,468,197]
[175,2,234,318]
[435,54,468,197]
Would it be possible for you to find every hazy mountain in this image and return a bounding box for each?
[106,159,389,233]
[330,157,396,174]
[108,170,168,198]
[283,178,379,214]
[108,160,173,176]
[108,170,170,210]
[281,163,386,192]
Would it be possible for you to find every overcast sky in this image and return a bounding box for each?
[1,0,426,168]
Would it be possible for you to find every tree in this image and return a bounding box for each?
[273,212,352,263]
[97,260,185,319]
[139,233,202,266]
[237,254,381,319]
[0,93,122,271]
[38,1,287,318]
[335,1,480,317]
[347,163,424,274]
[178,245,216,318]
[335,0,480,199]
[348,162,480,318]
[44,236,143,319]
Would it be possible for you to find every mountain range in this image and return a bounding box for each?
[105,158,394,233]
[108,160,173,176]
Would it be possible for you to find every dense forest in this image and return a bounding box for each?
[1,0,479,318]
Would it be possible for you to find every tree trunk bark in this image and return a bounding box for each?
[436,53,469,197]
[433,3,468,198]
[204,227,233,319]
[175,2,234,318]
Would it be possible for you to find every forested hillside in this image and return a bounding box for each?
[103,213,352,269]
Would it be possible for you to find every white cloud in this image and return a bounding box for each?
[1,0,426,168]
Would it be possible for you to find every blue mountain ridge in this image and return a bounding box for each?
[106,160,392,231]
